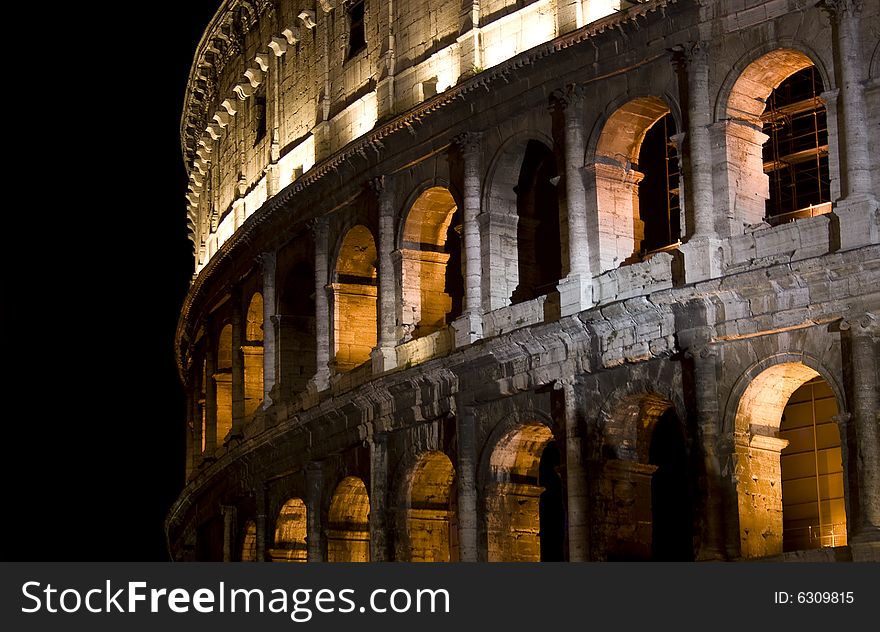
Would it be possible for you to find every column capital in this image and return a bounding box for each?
[840,312,880,337]
[453,131,483,157]
[684,344,718,361]
[669,41,709,69]
[550,83,587,112]
[256,250,276,267]
[308,215,329,237]
[368,174,393,197]
[818,0,864,19]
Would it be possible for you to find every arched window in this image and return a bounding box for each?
[272,498,308,562]
[243,293,264,418]
[591,97,680,271]
[485,422,562,561]
[278,259,317,396]
[402,451,457,561]
[328,477,370,562]
[215,324,233,442]
[332,226,378,372]
[400,187,463,339]
[734,363,847,557]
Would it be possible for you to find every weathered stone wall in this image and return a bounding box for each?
[170,0,880,563]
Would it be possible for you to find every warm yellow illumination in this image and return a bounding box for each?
[241,520,257,562]
[272,498,308,562]
[333,225,378,372]
[585,0,621,26]
[404,451,457,562]
[328,477,370,562]
[244,293,264,418]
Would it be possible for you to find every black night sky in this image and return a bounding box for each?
[3,2,222,561]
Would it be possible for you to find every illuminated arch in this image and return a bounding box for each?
[399,451,457,562]
[332,225,377,372]
[272,498,308,562]
[328,477,371,562]
[215,324,233,442]
[243,293,264,418]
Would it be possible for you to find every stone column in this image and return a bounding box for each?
[312,218,331,391]
[221,505,236,562]
[553,85,594,316]
[689,346,730,560]
[370,177,397,372]
[376,0,396,118]
[841,313,880,542]
[558,378,589,561]
[456,407,479,561]
[675,42,723,282]
[204,346,218,456]
[306,462,327,562]
[452,132,483,346]
[820,89,842,203]
[456,1,482,75]
[255,483,268,562]
[824,0,879,248]
[231,295,245,437]
[369,433,390,561]
[193,367,204,468]
[556,0,585,33]
[261,252,277,406]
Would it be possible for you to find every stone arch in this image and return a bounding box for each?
[271,498,308,562]
[243,292,264,417]
[728,356,848,558]
[328,476,371,562]
[398,186,463,340]
[215,323,233,442]
[588,95,681,271]
[332,225,377,372]
[596,389,693,561]
[483,130,560,310]
[480,412,563,561]
[241,519,257,561]
[397,450,458,562]
[714,46,834,233]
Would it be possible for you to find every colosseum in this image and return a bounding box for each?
[168,0,879,563]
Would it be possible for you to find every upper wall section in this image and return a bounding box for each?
[180,0,630,275]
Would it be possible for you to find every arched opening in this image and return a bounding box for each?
[332,226,377,372]
[328,477,370,562]
[722,50,830,230]
[648,409,693,560]
[780,377,847,551]
[215,324,233,442]
[511,140,562,304]
[592,97,680,270]
[271,498,308,562]
[199,356,207,453]
[486,421,562,561]
[243,293,264,418]
[601,393,692,561]
[400,187,463,340]
[538,441,565,562]
[278,259,317,397]
[403,451,457,562]
[734,362,847,557]
[241,520,257,561]
[762,66,830,224]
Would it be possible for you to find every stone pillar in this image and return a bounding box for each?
[689,346,730,560]
[312,218,331,390]
[558,378,589,561]
[456,407,479,561]
[370,177,397,372]
[221,505,236,562]
[261,252,277,406]
[255,483,268,562]
[675,42,723,282]
[452,132,483,346]
[193,367,205,468]
[231,295,245,437]
[820,89,842,203]
[556,0,584,33]
[266,49,282,197]
[553,85,594,316]
[456,1,482,75]
[369,433,390,561]
[204,346,218,455]
[841,313,880,541]
[376,0,396,118]
[306,462,327,562]
[824,0,879,248]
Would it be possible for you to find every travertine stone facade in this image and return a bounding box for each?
[170,0,880,562]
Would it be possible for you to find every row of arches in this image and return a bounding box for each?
[228,362,846,562]
[189,48,838,430]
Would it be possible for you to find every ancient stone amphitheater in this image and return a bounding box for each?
[168,0,879,562]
